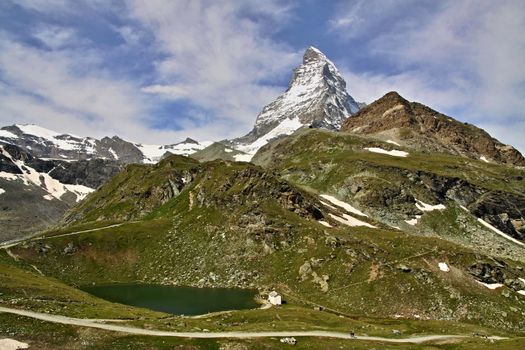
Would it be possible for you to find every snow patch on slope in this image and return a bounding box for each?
[476,281,504,290]
[415,199,446,212]
[318,220,332,227]
[405,216,421,226]
[386,140,401,146]
[0,172,18,180]
[320,194,368,217]
[438,262,450,272]
[0,188,5,195]
[235,117,303,161]
[0,130,18,139]
[329,213,376,228]
[477,218,525,247]
[0,339,29,350]
[108,148,118,160]
[365,147,409,157]
[0,145,94,202]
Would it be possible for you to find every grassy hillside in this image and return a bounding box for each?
[6,153,525,333]
[252,128,525,262]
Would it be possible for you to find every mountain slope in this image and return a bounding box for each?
[341,92,525,166]
[252,128,525,259]
[10,153,525,333]
[0,143,123,242]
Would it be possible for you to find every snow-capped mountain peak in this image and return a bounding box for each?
[229,46,361,161]
[252,46,359,130]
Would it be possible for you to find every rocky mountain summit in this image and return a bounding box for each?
[197,47,361,162]
[0,124,210,164]
[341,91,525,166]
[242,47,360,139]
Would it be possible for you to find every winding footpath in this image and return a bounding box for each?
[0,222,136,250]
[0,306,506,343]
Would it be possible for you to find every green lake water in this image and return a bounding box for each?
[82,284,258,316]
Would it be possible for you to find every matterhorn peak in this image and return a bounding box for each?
[303,46,327,63]
[229,46,361,160]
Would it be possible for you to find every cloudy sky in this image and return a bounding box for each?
[0,0,524,152]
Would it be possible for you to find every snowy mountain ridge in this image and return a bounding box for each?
[0,124,211,164]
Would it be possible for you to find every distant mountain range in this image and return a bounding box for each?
[0,124,211,164]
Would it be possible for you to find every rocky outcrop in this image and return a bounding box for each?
[341,92,525,166]
[469,192,525,240]
[469,261,525,291]
[194,163,324,221]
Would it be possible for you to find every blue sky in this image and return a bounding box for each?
[0,0,524,153]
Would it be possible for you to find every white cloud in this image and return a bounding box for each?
[0,36,167,143]
[32,25,79,49]
[328,0,365,32]
[141,84,189,99]
[127,0,299,136]
[113,25,144,46]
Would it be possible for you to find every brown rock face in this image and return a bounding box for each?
[341,92,525,166]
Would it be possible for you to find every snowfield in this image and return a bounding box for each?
[0,188,5,195]
[235,117,303,161]
[329,213,376,228]
[0,145,94,202]
[415,199,446,212]
[320,194,368,217]
[365,147,409,157]
[233,153,254,162]
[16,123,95,152]
[0,130,18,139]
[136,140,210,163]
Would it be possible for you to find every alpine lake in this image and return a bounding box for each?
[82,284,258,316]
